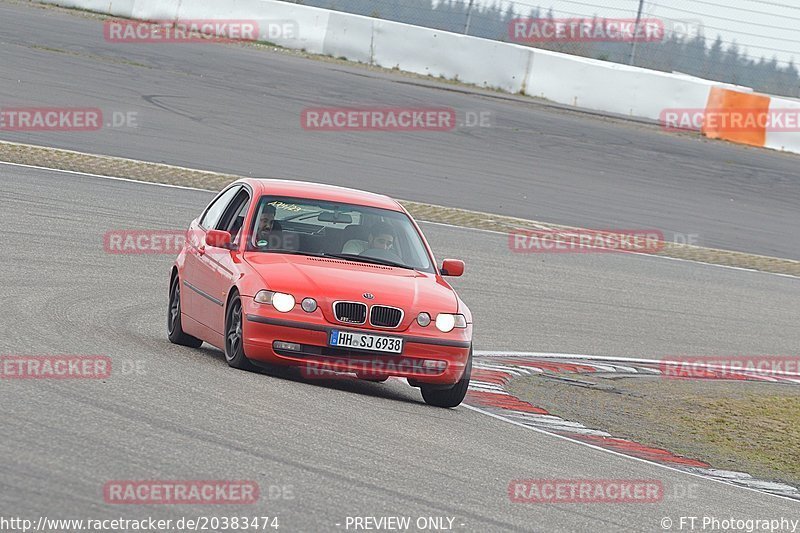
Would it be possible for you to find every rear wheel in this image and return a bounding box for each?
[420,348,472,408]
[225,295,257,371]
[168,275,203,348]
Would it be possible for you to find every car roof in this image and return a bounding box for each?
[240,178,404,212]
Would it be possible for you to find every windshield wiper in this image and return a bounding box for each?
[250,248,324,257]
[321,253,413,270]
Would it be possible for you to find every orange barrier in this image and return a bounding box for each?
[701,87,770,147]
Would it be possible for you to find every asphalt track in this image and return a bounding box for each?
[2,165,800,531]
[1,0,800,260]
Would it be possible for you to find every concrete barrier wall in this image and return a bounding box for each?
[765,96,800,154]
[523,50,722,121]
[47,0,135,17]
[369,21,533,94]
[175,0,331,53]
[36,0,800,155]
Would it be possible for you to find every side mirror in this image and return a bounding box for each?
[440,259,465,277]
[206,229,232,249]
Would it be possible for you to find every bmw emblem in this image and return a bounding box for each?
[363,292,375,300]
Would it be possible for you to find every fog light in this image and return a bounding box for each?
[417,312,431,327]
[301,297,318,313]
[423,360,447,370]
[274,341,301,352]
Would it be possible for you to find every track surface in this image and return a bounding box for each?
[1,165,799,531]
[1,1,800,260]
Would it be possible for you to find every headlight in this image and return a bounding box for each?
[435,313,467,332]
[417,312,431,327]
[254,290,296,312]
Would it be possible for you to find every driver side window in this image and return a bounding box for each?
[218,190,251,245]
[200,186,241,229]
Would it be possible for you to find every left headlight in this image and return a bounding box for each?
[435,313,467,333]
[254,290,296,312]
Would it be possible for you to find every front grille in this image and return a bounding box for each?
[333,301,367,324]
[370,305,403,328]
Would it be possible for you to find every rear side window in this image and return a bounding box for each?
[200,186,241,229]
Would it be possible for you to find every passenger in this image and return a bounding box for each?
[342,222,395,255]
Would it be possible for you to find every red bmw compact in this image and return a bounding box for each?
[168,179,473,407]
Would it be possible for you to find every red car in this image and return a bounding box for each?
[168,179,473,407]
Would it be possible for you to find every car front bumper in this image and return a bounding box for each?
[242,308,471,386]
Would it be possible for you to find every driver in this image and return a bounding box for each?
[254,204,284,249]
[342,222,395,255]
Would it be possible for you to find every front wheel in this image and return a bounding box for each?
[168,275,203,348]
[420,348,472,408]
[225,295,257,371]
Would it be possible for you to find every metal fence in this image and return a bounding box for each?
[286,0,800,98]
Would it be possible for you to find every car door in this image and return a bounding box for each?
[182,185,242,328]
[193,187,252,335]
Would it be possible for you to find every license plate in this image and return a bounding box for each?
[329,329,403,354]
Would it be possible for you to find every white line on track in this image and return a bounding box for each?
[0,160,214,192]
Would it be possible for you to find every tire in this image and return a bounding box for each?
[224,294,257,371]
[168,275,203,348]
[420,347,472,408]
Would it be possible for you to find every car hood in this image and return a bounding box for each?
[243,252,458,327]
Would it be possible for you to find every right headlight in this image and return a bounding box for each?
[435,313,467,333]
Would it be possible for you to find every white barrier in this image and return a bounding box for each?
[369,21,533,94]
[765,96,800,154]
[45,0,135,17]
[523,50,720,121]
[174,0,331,53]
[130,0,179,21]
[322,12,375,64]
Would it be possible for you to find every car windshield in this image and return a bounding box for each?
[247,195,435,273]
